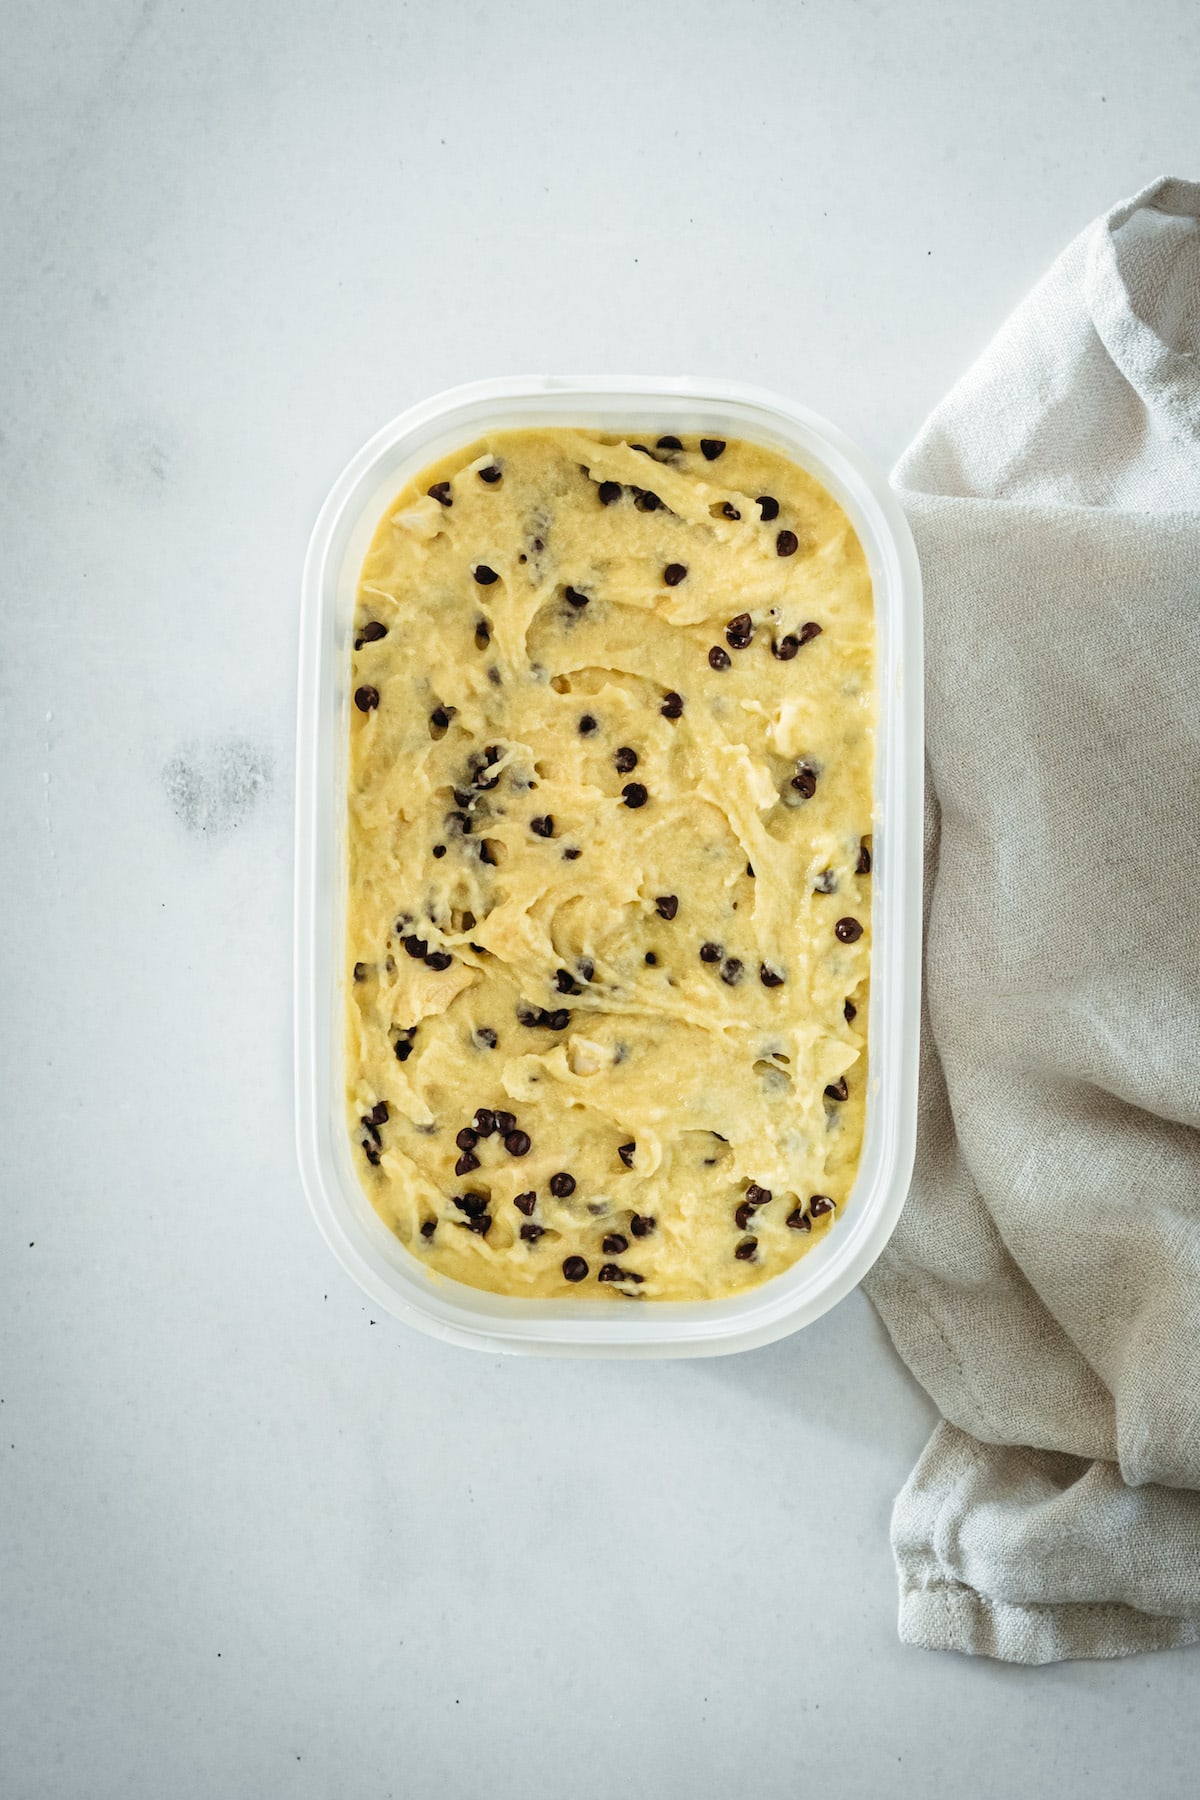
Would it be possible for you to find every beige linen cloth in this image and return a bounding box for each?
[862,175,1200,1663]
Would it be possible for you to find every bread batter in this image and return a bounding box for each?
[346,428,874,1300]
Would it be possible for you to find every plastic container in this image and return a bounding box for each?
[295,376,922,1357]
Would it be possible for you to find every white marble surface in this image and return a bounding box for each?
[3,3,1198,1794]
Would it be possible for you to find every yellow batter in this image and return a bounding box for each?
[345,428,874,1301]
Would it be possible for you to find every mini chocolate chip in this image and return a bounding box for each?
[756,495,779,521]
[776,530,799,557]
[359,620,388,643]
[505,1129,532,1156]
[520,1222,545,1242]
[786,1208,812,1232]
[844,998,857,1024]
[603,1233,629,1254]
[494,1110,516,1134]
[353,961,368,982]
[721,502,741,520]
[614,746,638,773]
[474,620,491,648]
[565,586,590,608]
[746,863,755,878]
[810,1194,835,1217]
[772,636,799,661]
[420,1219,437,1239]
[473,564,499,585]
[455,1151,479,1175]
[354,685,379,712]
[456,1127,478,1152]
[430,707,449,730]
[432,844,447,859]
[598,1263,644,1284]
[835,917,863,943]
[656,435,683,450]
[631,444,651,455]
[475,1029,499,1050]
[366,1100,388,1125]
[514,1191,537,1216]
[454,1191,489,1218]
[555,969,579,994]
[402,935,429,959]
[598,481,622,505]
[660,690,684,719]
[699,941,722,963]
[644,951,657,966]
[798,621,823,646]
[791,765,818,798]
[577,958,595,982]
[725,613,754,649]
[579,714,598,735]
[663,562,687,586]
[531,815,554,837]
[360,1116,383,1147]
[721,958,744,986]
[760,963,785,988]
[814,869,837,893]
[735,1237,758,1260]
[747,1186,773,1211]
[474,1108,496,1135]
[857,840,872,875]
[700,438,725,460]
[394,1040,413,1062]
[629,1213,656,1238]
[427,481,452,506]
[425,951,453,971]
[622,782,648,808]
[824,1077,849,1102]
[563,846,582,860]
[546,1008,570,1031]
[734,1201,756,1231]
[549,1172,576,1197]
[617,1142,636,1168]
[463,1213,492,1236]
[362,1138,381,1165]
[655,894,678,920]
[562,1256,589,1282]
[708,645,732,671]
[478,464,502,483]
[634,490,661,511]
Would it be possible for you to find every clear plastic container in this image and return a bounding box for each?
[295,377,923,1357]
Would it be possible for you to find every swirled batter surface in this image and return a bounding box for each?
[346,428,873,1300]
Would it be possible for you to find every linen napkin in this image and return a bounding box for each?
[862,175,1200,1663]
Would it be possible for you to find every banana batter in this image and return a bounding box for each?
[346,428,874,1300]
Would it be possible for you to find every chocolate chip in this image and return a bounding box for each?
[474,620,491,649]
[824,1077,849,1102]
[474,1108,496,1135]
[425,950,453,971]
[810,1194,835,1217]
[655,895,678,920]
[634,490,661,511]
[579,714,598,735]
[456,1127,478,1152]
[454,1191,489,1217]
[746,863,755,878]
[358,620,388,644]
[565,586,590,608]
[631,444,651,455]
[642,951,656,967]
[394,1040,413,1062]
[629,1214,656,1238]
[427,481,452,506]
[531,815,554,837]
[745,1183,772,1207]
[478,464,502,484]
[721,502,741,520]
[786,1208,811,1232]
[475,1029,498,1050]
[660,690,684,719]
[354,685,379,712]
[663,562,687,586]
[776,530,799,557]
[798,621,823,646]
[563,846,581,860]
[699,941,722,963]
[520,1222,545,1242]
[598,1263,644,1284]
[656,435,683,450]
[402,935,429,959]
[791,765,818,798]
[514,1191,537,1216]
[721,958,744,986]
[362,1138,381,1165]
[622,782,648,808]
[725,613,753,649]
[700,438,725,460]
[835,917,863,943]
[455,1151,479,1175]
[772,636,799,661]
[473,564,499,585]
[857,840,872,875]
[463,1213,492,1236]
[505,1129,532,1156]
[756,495,779,521]
[844,999,857,1024]
[555,969,580,994]
[353,961,368,982]
[361,1117,383,1148]
[734,1202,756,1230]
[432,844,447,859]
[598,481,621,505]
[814,869,837,894]
[545,1008,570,1031]
[760,963,785,988]
[420,1219,437,1239]
[617,1142,636,1168]
[366,1100,388,1126]
[614,746,638,773]
[562,1256,589,1282]
[430,707,449,731]
[735,1237,758,1260]
[549,1172,576,1197]
[603,1233,629,1254]
[494,1110,517,1134]
[577,958,594,983]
